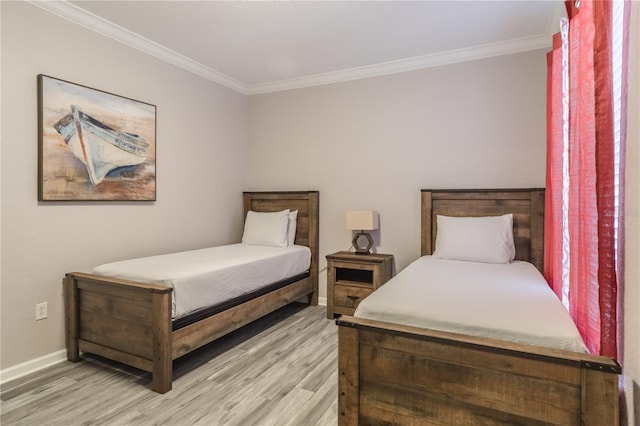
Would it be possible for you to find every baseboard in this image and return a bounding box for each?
[0,349,67,385]
[318,296,327,306]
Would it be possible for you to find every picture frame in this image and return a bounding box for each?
[38,74,156,201]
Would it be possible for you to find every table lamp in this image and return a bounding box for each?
[346,210,379,254]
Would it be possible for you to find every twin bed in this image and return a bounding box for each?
[337,189,621,425]
[63,191,319,393]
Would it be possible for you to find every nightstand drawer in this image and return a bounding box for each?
[334,284,372,309]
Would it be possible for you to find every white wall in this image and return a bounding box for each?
[0,2,249,370]
[247,50,548,297]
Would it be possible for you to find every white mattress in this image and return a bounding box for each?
[354,256,588,353]
[92,243,311,319]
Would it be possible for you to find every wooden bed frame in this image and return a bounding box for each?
[63,191,319,393]
[337,189,621,425]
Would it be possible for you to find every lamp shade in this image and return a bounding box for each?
[346,210,379,231]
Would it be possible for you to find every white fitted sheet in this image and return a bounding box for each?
[354,256,587,353]
[92,243,311,319]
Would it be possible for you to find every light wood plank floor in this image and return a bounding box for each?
[1,303,338,426]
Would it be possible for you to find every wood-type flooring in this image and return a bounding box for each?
[1,303,337,426]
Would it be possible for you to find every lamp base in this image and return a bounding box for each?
[352,231,374,255]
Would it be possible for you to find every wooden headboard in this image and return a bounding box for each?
[421,189,545,272]
[242,191,320,305]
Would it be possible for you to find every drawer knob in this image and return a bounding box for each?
[347,295,359,301]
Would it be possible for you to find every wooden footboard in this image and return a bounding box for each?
[63,272,173,393]
[64,272,314,394]
[337,316,621,425]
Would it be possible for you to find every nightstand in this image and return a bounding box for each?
[326,251,394,319]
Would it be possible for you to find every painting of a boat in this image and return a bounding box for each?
[38,74,156,201]
[54,105,149,185]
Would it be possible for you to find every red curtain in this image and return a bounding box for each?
[592,0,618,359]
[544,33,565,300]
[554,0,619,358]
[566,0,602,355]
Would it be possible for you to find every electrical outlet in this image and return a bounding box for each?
[36,302,48,320]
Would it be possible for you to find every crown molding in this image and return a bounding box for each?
[29,1,553,96]
[27,0,250,94]
[248,35,551,95]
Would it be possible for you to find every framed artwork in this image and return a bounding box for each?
[38,74,156,201]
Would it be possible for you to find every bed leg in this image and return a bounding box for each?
[338,325,359,426]
[307,292,317,306]
[151,290,172,393]
[581,367,620,425]
[62,275,80,362]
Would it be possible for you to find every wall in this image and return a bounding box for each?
[0,2,249,371]
[247,49,548,299]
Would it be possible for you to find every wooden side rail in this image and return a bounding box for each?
[172,277,313,358]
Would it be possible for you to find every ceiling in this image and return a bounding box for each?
[33,1,564,94]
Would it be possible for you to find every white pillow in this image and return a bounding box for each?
[242,209,290,248]
[287,210,298,246]
[432,214,515,264]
